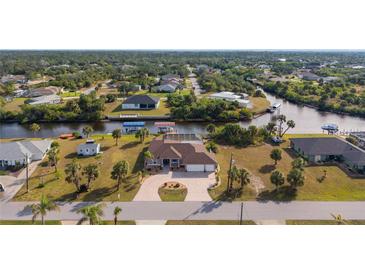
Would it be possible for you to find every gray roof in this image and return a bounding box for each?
[290,137,365,164]
[0,140,52,161]
[123,95,159,105]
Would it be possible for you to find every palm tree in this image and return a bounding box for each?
[47,147,60,172]
[287,168,305,189]
[331,213,348,225]
[77,203,106,225]
[30,195,59,225]
[266,122,277,136]
[112,128,122,146]
[82,126,94,138]
[114,206,122,225]
[247,125,258,144]
[237,168,250,189]
[281,120,296,137]
[65,159,82,192]
[277,114,286,137]
[82,163,100,189]
[144,151,153,166]
[30,123,41,137]
[135,128,149,143]
[111,160,129,191]
[228,165,238,191]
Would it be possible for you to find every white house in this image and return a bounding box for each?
[77,140,100,156]
[155,84,177,93]
[27,95,61,105]
[208,91,251,108]
[0,140,52,168]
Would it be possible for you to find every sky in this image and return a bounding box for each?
[1,0,365,50]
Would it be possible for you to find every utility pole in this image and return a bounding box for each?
[226,153,233,192]
[25,153,29,193]
[239,202,244,225]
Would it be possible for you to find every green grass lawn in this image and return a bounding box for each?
[106,100,170,116]
[3,98,27,112]
[0,220,61,225]
[166,220,256,225]
[60,91,81,97]
[158,186,187,201]
[13,135,151,202]
[210,134,365,201]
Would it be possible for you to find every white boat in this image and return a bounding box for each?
[267,102,281,113]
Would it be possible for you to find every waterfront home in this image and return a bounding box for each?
[155,84,177,93]
[27,94,61,105]
[349,132,365,149]
[145,133,217,172]
[122,121,145,133]
[208,91,251,108]
[26,86,61,97]
[0,140,52,168]
[290,137,365,172]
[77,140,100,156]
[121,95,160,110]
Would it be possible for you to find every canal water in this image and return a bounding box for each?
[1,92,365,138]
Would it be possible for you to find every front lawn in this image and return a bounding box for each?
[210,134,365,201]
[3,98,27,112]
[13,135,151,202]
[250,96,270,114]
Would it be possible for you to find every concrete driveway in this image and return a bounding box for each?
[133,171,215,201]
[0,160,41,203]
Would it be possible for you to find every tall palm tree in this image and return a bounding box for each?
[135,128,149,143]
[82,163,100,189]
[111,160,129,190]
[77,203,106,225]
[65,159,82,192]
[82,126,94,138]
[112,128,122,146]
[331,214,348,225]
[30,195,59,225]
[228,165,238,191]
[281,120,296,137]
[47,147,60,172]
[30,123,41,137]
[114,206,122,225]
[237,168,250,189]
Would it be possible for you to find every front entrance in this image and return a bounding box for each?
[163,159,170,166]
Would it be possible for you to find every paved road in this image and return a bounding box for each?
[188,73,204,97]
[2,201,365,221]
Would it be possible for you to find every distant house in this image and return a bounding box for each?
[155,84,177,93]
[27,94,61,105]
[122,95,160,110]
[297,70,321,81]
[208,91,251,108]
[0,74,27,84]
[145,134,217,172]
[0,140,52,168]
[27,86,61,97]
[290,137,365,172]
[161,74,180,82]
[77,140,100,156]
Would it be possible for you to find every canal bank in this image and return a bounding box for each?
[1,92,365,138]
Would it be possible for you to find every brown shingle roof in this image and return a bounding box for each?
[148,136,217,165]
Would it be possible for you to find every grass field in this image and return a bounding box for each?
[13,135,151,202]
[3,98,27,112]
[60,91,81,97]
[250,96,271,114]
[158,186,187,201]
[166,220,256,225]
[210,134,365,201]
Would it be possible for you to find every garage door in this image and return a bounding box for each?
[186,164,205,172]
[204,165,215,172]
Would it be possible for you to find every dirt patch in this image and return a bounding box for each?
[249,174,265,195]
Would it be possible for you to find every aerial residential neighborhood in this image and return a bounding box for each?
[1,50,365,226]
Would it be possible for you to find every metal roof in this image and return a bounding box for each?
[122,121,145,127]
